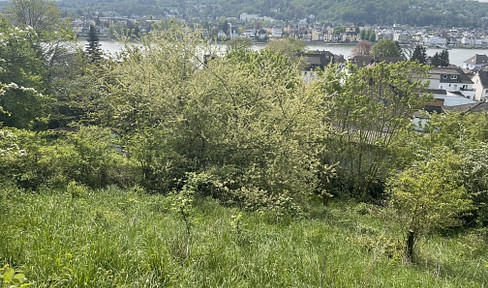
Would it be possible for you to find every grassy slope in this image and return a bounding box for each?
[0,186,487,287]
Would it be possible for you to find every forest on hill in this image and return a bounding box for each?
[56,0,488,28]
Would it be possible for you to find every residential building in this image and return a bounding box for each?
[425,67,475,99]
[472,70,488,101]
[271,26,283,38]
[464,54,488,70]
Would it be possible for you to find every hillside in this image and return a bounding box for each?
[1,187,487,287]
[56,0,488,28]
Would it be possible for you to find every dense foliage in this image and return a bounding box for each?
[2,12,488,286]
[56,0,488,28]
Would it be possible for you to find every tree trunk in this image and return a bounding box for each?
[406,229,415,263]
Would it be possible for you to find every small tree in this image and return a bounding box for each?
[371,39,400,57]
[369,31,376,42]
[316,61,432,199]
[226,37,252,50]
[431,50,449,67]
[85,24,102,62]
[360,29,366,40]
[350,40,371,57]
[410,45,427,64]
[440,49,449,66]
[389,151,473,262]
[7,0,61,35]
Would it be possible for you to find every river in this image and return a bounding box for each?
[95,40,487,68]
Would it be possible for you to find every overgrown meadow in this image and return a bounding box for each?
[1,17,488,287]
[1,185,487,287]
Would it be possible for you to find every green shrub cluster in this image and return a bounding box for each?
[0,126,138,190]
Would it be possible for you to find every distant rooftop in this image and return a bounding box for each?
[464,54,488,65]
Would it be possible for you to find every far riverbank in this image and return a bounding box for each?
[88,40,488,68]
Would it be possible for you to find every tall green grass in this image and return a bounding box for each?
[0,186,487,287]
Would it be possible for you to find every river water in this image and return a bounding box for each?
[96,40,487,68]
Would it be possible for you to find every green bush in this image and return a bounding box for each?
[0,126,139,190]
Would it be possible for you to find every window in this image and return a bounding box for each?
[454,85,457,89]
[451,75,458,79]
[442,74,448,79]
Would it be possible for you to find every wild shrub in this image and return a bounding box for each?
[103,26,327,210]
[0,126,139,190]
[389,150,473,261]
[313,62,432,200]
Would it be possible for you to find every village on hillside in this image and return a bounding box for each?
[72,11,488,48]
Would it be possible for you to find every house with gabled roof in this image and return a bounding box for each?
[464,54,488,70]
[425,67,475,99]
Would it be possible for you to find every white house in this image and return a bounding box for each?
[271,26,283,38]
[240,13,259,22]
[424,67,475,99]
[242,30,256,39]
[472,70,488,101]
[424,36,447,46]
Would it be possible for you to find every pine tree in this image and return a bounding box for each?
[360,29,366,40]
[440,49,449,67]
[86,24,102,62]
[431,52,441,66]
[411,45,427,64]
[369,31,376,42]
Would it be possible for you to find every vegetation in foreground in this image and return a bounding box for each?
[2,4,488,287]
[1,185,487,288]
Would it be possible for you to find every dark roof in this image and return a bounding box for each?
[464,54,488,65]
[299,51,344,70]
[477,70,488,87]
[425,89,447,95]
[469,102,488,113]
[348,56,404,68]
[428,67,474,85]
[424,98,445,114]
[444,102,488,113]
[457,67,474,84]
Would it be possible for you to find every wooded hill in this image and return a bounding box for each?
[57,0,488,28]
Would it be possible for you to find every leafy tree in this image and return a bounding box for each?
[389,151,473,261]
[365,29,372,41]
[350,40,371,57]
[410,45,427,64]
[371,39,401,58]
[417,111,488,226]
[369,31,376,42]
[265,37,306,66]
[266,37,306,55]
[431,52,441,66]
[101,25,324,208]
[314,61,431,199]
[0,20,48,129]
[333,25,346,35]
[48,48,104,128]
[226,37,252,50]
[360,29,366,40]
[7,0,61,35]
